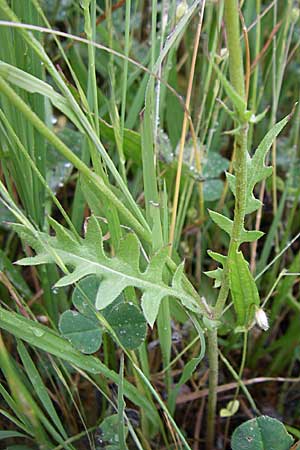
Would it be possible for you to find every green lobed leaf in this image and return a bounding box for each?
[208,210,264,243]
[231,416,294,450]
[227,114,291,214]
[228,251,260,328]
[14,216,203,327]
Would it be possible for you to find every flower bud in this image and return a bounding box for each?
[255,308,269,331]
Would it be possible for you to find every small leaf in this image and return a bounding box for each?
[204,268,223,288]
[229,251,260,327]
[240,229,264,243]
[206,250,227,288]
[208,210,264,243]
[231,416,294,450]
[220,400,239,418]
[208,210,233,235]
[59,310,102,354]
[207,250,227,265]
[106,303,147,350]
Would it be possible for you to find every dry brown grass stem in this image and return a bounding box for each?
[169,3,206,255]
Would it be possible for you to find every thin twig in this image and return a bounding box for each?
[176,376,300,404]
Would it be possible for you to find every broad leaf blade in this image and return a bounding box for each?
[228,251,260,328]
[106,303,147,350]
[231,416,294,450]
[59,310,102,354]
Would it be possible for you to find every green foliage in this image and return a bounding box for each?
[0,0,299,448]
[226,114,292,214]
[207,114,291,326]
[231,416,294,450]
[0,305,159,427]
[106,302,147,350]
[0,249,32,299]
[220,399,239,418]
[95,415,128,450]
[59,310,102,354]
[208,210,264,243]
[228,251,260,329]
[13,216,202,327]
[60,275,147,351]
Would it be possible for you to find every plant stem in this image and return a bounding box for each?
[206,328,219,450]
[207,1,248,448]
[224,0,245,99]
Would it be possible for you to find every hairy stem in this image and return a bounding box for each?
[207,1,248,448]
[206,328,219,450]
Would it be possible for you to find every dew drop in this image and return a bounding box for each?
[30,327,45,337]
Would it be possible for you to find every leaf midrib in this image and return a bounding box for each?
[56,249,200,310]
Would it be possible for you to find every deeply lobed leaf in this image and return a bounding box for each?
[14,216,202,327]
[226,114,291,214]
